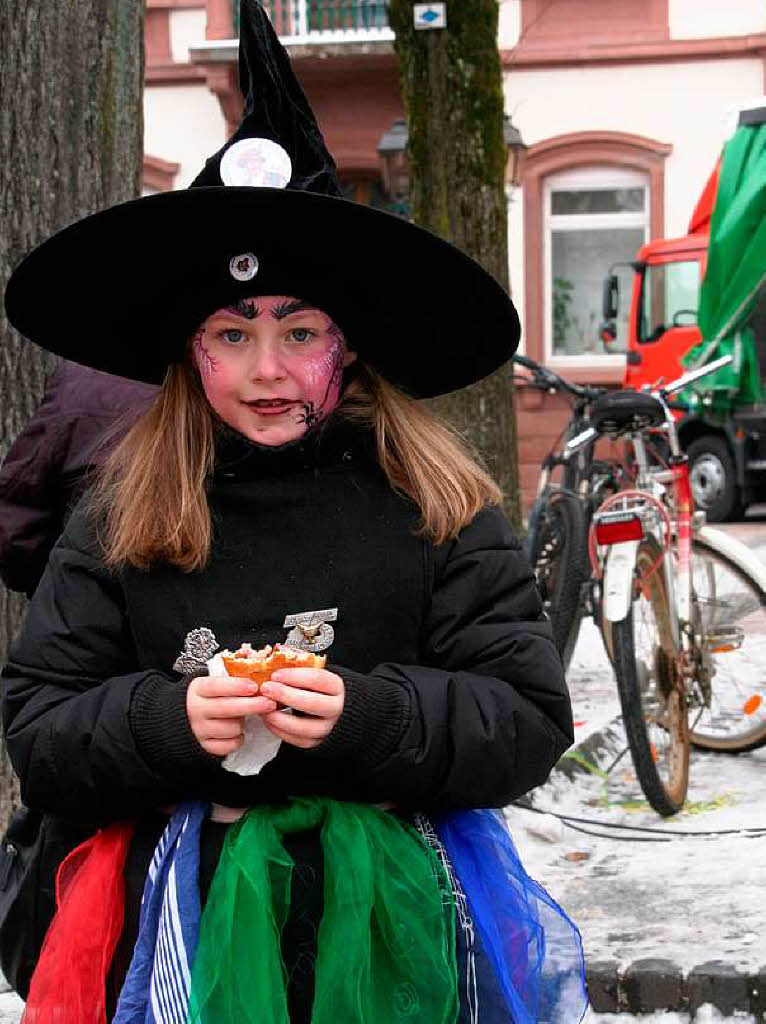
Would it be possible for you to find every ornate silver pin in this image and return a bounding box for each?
[229,252,259,282]
[173,627,219,674]
[282,608,338,653]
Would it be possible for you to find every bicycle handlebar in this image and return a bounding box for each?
[512,354,605,402]
[513,351,732,417]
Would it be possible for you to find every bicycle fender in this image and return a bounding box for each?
[695,525,766,594]
[602,540,641,623]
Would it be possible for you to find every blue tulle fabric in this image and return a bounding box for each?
[434,809,588,1024]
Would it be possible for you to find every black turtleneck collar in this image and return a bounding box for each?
[212,412,376,481]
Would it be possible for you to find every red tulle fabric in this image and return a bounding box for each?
[22,822,134,1024]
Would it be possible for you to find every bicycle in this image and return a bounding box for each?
[512,354,622,670]
[579,354,766,815]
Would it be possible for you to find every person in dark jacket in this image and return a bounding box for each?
[0,360,157,596]
[0,4,586,1021]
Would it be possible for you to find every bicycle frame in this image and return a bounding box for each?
[599,439,691,654]
[591,354,733,657]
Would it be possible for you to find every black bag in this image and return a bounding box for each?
[0,806,92,998]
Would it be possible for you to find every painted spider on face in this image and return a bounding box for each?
[297,339,345,428]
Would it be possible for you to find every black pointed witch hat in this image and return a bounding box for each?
[4,1,519,397]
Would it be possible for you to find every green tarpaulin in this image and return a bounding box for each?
[683,109,766,411]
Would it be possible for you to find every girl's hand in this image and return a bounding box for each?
[260,668,345,749]
[186,674,277,757]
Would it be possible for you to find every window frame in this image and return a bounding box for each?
[543,165,650,365]
[521,131,672,384]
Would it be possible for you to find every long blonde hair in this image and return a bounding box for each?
[94,360,502,571]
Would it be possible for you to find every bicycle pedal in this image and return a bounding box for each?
[703,625,744,653]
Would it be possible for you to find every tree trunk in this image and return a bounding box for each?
[0,0,144,830]
[389,0,521,532]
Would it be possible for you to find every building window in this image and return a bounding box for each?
[254,0,390,36]
[309,0,389,32]
[544,166,649,361]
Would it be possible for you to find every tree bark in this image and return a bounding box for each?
[389,0,521,532]
[0,0,144,830]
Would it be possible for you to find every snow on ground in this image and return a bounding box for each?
[508,551,766,975]
[0,990,22,1023]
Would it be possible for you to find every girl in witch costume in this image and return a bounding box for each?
[1,3,586,1022]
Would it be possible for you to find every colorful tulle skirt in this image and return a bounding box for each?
[22,801,587,1024]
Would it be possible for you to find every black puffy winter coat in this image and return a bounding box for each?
[1,416,574,1014]
[2,418,572,822]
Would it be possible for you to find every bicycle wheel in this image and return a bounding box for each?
[612,538,689,816]
[688,538,766,752]
[527,490,588,672]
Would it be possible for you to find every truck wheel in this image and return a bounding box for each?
[686,436,743,522]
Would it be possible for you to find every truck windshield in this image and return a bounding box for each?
[639,260,700,342]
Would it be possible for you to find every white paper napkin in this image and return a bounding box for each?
[207,652,283,776]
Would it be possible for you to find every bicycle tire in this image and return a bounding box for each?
[528,490,589,672]
[688,538,766,752]
[612,539,689,816]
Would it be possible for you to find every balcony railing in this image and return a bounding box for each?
[235,0,392,41]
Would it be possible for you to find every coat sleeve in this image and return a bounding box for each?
[0,364,157,598]
[312,506,574,810]
[1,507,218,822]
[0,394,71,597]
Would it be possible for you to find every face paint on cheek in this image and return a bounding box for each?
[296,337,346,428]
[193,328,219,378]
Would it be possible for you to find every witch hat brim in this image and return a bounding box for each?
[4,187,519,397]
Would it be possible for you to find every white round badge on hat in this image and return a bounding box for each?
[220,137,292,189]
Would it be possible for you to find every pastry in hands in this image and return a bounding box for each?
[220,643,326,690]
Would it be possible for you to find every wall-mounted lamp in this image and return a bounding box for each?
[376,118,410,213]
[376,113,528,209]
[503,114,527,188]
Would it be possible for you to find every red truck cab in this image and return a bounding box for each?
[602,160,766,521]
[621,159,717,392]
[622,233,707,392]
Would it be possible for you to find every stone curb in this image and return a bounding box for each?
[586,959,766,1018]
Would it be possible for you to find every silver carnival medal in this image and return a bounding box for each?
[283,608,338,653]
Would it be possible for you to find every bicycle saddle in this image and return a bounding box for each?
[589,390,666,435]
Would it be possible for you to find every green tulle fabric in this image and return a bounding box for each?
[186,798,458,1024]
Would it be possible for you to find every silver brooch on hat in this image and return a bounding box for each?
[283,608,338,653]
[229,253,259,281]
